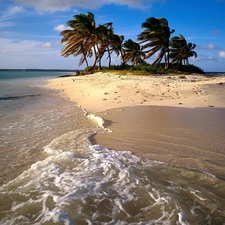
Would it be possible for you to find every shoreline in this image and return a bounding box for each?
[91,105,225,179]
[46,72,225,178]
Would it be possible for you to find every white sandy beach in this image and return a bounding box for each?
[47,72,225,112]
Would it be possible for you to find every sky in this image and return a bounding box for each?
[0,0,225,72]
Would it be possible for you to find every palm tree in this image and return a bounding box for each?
[61,29,89,67]
[103,32,125,69]
[91,22,124,70]
[61,12,123,70]
[138,17,175,69]
[104,33,124,70]
[95,22,115,70]
[123,39,146,66]
[61,12,99,69]
[170,34,197,65]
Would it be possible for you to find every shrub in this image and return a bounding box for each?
[179,75,187,79]
[83,63,204,75]
[170,64,204,74]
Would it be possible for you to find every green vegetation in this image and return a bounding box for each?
[82,63,203,75]
[179,75,187,79]
[60,12,203,74]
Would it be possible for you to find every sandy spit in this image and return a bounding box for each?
[46,72,225,113]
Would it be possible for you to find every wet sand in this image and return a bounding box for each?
[47,72,225,178]
[92,106,225,179]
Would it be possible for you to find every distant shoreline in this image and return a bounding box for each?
[0,69,224,75]
[0,69,77,72]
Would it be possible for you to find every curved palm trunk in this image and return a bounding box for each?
[164,53,169,70]
[93,45,98,68]
[97,45,103,71]
[121,53,125,65]
[185,58,189,65]
[81,50,89,67]
[98,59,102,71]
[84,57,89,67]
[88,45,98,71]
[108,54,111,70]
[107,47,112,70]
[164,46,170,69]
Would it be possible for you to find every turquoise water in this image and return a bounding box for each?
[0,70,75,80]
[0,70,92,185]
[205,72,225,76]
[0,71,225,224]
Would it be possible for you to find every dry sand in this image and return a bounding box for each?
[47,72,225,178]
[47,72,225,113]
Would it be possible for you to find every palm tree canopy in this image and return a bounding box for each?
[137,17,175,68]
[123,39,145,66]
[60,12,103,68]
[170,34,197,65]
[60,12,124,70]
[60,12,96,54]
[67,12,96,35]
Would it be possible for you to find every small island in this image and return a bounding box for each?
[60,12,203,75]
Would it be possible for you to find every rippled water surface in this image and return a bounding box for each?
[0,71,225,224]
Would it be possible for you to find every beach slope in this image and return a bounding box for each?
[47,72,225,178]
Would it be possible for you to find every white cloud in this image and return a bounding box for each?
[43,42,52,48]
[208,56,214,60]
[0,5,25,28]
[194,54,217,61]
[12,0,165,11]
[54,24,70,32]
[2,5,24,19]
[12,0,101,11]
[8,6,24,14]
[219,51,225,58]
[0,38,50,54]
[0,37,81,69]
[207,44,216,50]
[33,41,52,48]
[0,21,15,28]
[196,43,220,51]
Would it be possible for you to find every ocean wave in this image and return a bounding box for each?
[1,134,225,224]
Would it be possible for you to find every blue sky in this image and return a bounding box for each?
[0,0,225,72]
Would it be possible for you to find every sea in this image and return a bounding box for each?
[0,70,225,225]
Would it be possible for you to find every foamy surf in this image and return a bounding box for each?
[1,128,225,224]
[87,114,107,129]
[0,140,178,224]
